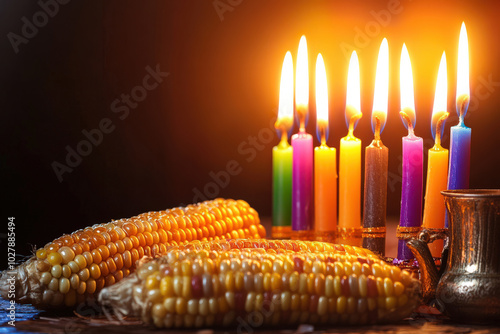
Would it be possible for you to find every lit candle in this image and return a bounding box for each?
[339,51,363,245]
[314,53,337,242]
[272,51,294,239]
[422,52,449,257]
[397,44,423,261]
[447,22,471,227]
[291,36,313,239]
[363,39,389,256]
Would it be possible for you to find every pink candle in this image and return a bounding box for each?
[291,35,313,238]
[292,131,313,233]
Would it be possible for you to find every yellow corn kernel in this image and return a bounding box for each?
[263,273,271,291]
[288,272,299,292]
[175,297,187,315]
[47,252,62,266]
[386,296,397,310]
[394,281,405,297]
[398,294,408,307]
[307,273,315,295]
[333,276,342,296]
[271,273,281,291]
[384,277,394,297]
[337,296,347,314]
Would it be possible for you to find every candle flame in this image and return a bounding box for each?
[400,43,416,130]
[372,38,389,135]
[457,22,470,121]
[278,51,294,123]
[432,52,448,141]
[316,53,329,143]
[345,51,361,131]
[296,35,309,109]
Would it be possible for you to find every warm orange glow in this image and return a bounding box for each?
[346,51,361,129]
[316,53,328,124]
[296,35,309,109]
[372,38,389,134]
[432,52,448,139]
[400,43,416,129]
[278,51,294,121]
[457,22,470,119]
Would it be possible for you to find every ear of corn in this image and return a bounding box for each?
[99,239,421,328]
[0,199,264,308]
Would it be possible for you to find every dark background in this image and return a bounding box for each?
[1,0,499,261]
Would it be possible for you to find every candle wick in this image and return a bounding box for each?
[374,116,381,141]
[348,112,363,138]
[458,94,470,126]
[280,130,288,145]
[297,105,307,132]
[319,122,327,146]
[275,118,291,146]
[399,111,414,136]
[434,112,449,148]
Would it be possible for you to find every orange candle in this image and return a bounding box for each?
[422,52,449,257]
[314,53,337,242]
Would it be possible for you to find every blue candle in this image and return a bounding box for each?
[446,22,470,227]
[447,125,470,190]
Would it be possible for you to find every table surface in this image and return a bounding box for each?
[1,218,500,333]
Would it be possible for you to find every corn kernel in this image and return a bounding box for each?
[383,277,394,297]
[337,296,347,314]
[47,252,62,266]
[271,273,281,291]
[394,281,405,297]
[398,294,408,307]
[36,249,47,260]
[386,296,397,310]
[51,265,62,278]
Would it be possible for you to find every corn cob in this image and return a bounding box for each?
[0,199,265,308]
[99,239,421,328]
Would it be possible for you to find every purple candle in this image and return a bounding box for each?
[397,44,423,260]
[291,35,313,238]
[398,129,423,260]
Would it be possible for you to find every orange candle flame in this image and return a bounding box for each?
[372,38,389,138]
[316,53,329,145]
[400,43,416,134]
[276,51,294,142]
[296,35,309,131]
[345,51,362,136]
[432,52,448,143]
[456,22,470,123]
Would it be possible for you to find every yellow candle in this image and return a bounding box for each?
[339,51,363,244]
[423,52,449,257]
[314,53,337,241]
[339,137,361,226]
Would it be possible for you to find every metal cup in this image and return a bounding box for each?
[438,189,500,323]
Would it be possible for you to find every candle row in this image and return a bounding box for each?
[272,23,471,260]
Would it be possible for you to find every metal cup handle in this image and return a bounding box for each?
[417,228,449,276]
